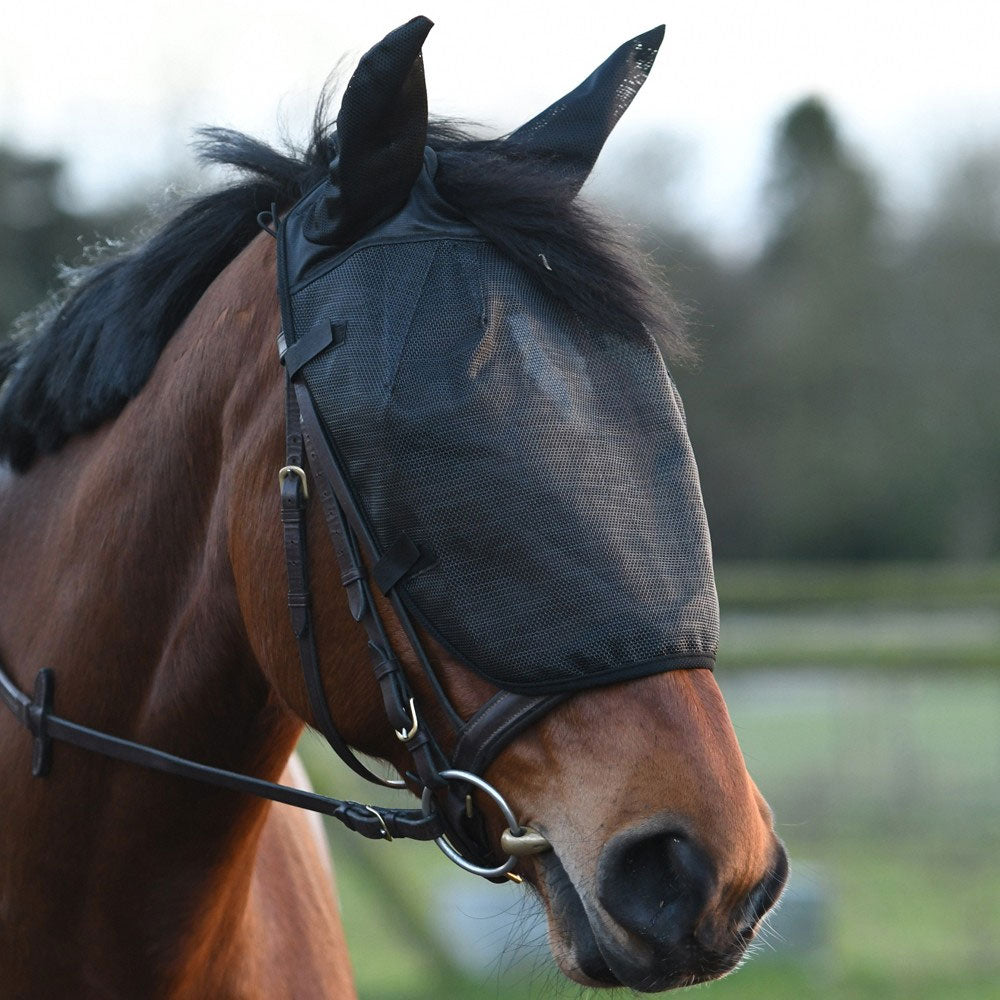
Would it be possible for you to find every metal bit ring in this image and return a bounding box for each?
[420,768,550,879]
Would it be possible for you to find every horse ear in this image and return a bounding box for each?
[307,16,433,245]
[505,25,665,197]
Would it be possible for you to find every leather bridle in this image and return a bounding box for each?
[279,336,562,878]
[0,338,562,884]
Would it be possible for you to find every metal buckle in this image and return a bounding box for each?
[420,768,551,880]
[363,804,392,842]
[394,697,419,741]
[278,465,309,500]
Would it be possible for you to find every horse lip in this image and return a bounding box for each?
[536,847,749,992]
[536,850,621,986]
[737,841,790,937]
[588,922,746,993]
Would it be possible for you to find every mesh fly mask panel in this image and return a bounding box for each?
[277,153,719,696]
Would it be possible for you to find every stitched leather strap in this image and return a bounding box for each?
[281,380,400,788]
[0,664,442,842]
[291,378,463,736]
[453,691,570,776]
[287,377,450,792]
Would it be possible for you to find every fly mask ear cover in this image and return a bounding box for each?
[277,22,720,696]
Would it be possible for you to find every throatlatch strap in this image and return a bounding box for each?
[289,377,450,792]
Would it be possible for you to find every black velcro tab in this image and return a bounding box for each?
[285,319,344,376]
[373,534,423,594]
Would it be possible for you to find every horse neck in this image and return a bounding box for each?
[0,234,304,993]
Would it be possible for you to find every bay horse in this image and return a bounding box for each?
[0,18,786,998]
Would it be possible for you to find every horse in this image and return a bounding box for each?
[0,18,787,998]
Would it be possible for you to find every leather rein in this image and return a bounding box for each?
[0,341,562,882]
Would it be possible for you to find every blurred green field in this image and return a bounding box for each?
[715,562,1000,609]
[716,562,1000,670]
[301,563,1000,999]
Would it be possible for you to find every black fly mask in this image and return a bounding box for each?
[0,16,723,885]
[277,16,718,697]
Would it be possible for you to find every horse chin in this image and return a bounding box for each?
[536,851,746,993]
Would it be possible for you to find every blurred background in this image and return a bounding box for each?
[3,2,998,997]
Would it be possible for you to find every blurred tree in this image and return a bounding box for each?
[672,102,1000,560]
[734,97,899,558]
[763,98,880,266]
[663,99,920,558]
[894,147,1000,558]
[0,145,143,343]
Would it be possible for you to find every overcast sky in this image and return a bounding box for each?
[2,1,998,251]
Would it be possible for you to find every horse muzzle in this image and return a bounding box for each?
[538,821,789,992]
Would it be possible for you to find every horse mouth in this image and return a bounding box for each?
[534,848,774,992]
[535,850,621,987]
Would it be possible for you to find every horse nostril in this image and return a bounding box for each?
[737,841,789,938]
[597,825,714,947]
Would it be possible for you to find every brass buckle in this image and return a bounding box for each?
[363,805,392,842]
[278,465,308,500]
[394,697,419,742]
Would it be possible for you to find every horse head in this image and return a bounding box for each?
[232,16,787,991]
[0,16,786,996]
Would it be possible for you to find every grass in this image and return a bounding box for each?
[299,562,1000,999]
[717,607,1000,670]
[715,561,1000,609]
[681,964,1000,1000]
[715,560,1000,670]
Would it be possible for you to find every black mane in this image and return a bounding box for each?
[0,107,688,472]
